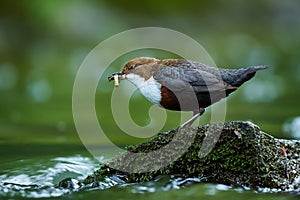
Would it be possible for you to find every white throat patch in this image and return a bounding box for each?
[126,74,162,105]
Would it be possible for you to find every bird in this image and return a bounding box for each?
[108,57,267,129]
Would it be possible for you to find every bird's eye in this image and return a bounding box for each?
[129,65,135,70]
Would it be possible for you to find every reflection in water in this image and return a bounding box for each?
[283,117,300,139]
[129,176,203,193]
[205,184,234,196]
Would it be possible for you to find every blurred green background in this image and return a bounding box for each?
[1,1,300,199]
[1,0,300,147]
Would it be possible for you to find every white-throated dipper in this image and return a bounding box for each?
[108,57,267,129]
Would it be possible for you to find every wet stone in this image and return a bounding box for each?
[82,121,300,191]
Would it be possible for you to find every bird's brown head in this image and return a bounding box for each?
[108,57,163,87]
[121,57,159,79]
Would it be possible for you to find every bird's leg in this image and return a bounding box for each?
[178,108,205,130]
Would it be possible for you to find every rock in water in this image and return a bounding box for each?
[82,121,300,190]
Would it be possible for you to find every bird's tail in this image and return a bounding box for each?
[229,65,268,87]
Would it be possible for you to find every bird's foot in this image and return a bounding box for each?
[173,108,205,133]
[175,112,202,132]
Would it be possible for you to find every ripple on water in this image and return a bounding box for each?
[1,155,299,199]
[0,155,100,198]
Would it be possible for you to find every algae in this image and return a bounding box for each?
[82,121,300,190]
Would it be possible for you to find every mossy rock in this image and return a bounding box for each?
[82,121,300,190]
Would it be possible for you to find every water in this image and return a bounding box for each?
[0,144,299,200]
[0,151,98,199]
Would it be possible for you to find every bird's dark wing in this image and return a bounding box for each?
[153,66,233,93]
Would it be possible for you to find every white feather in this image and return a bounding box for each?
[126,74,162,105]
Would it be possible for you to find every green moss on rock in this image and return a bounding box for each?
[82,121,300,190]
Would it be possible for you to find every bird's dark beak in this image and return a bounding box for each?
[108,72,125,81]
[108,72,126,87]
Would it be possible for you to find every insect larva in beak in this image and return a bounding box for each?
[114,75,119,87]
